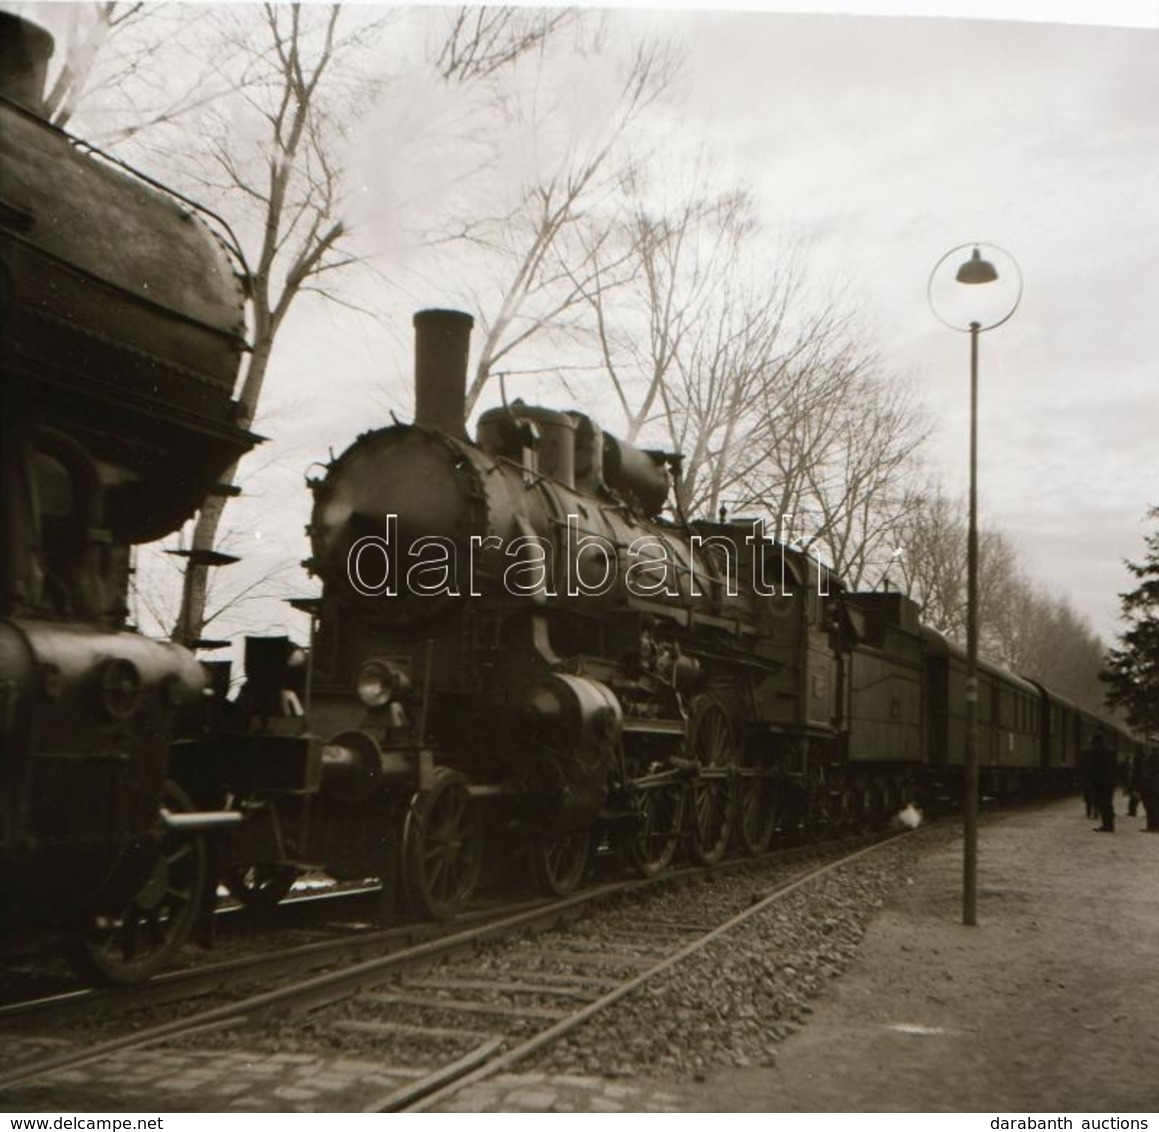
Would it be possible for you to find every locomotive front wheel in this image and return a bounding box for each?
[225,864,299,910]
[686,696,737,866]
[65,780,207,986]
[529,826,591,896]
[401,767,483,921]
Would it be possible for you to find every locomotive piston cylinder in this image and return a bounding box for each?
[518,673,622,829]
[319,729,411,805]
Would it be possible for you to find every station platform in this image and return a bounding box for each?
[438,794,1159,1113]
[650,794,1159,1113]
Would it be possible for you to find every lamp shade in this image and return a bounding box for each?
[956,247,999,285]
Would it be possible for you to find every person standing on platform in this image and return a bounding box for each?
[1124,753,1141,818]
[1088,727,1117,832]
[1077,744,1097,819]
[1138,750,1159,832]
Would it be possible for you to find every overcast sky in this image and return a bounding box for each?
[259,1,1158,645]
[741,7,1150,643]
[622,2,1159,642]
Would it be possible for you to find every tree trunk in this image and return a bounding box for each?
[171,334,272,644]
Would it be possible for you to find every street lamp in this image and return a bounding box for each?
[928,242,1022,927]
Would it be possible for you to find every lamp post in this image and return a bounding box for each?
[928,242,1022,927]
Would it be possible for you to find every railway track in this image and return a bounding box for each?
[0,828,919,1111]
[0,897,545,1028]
[0,830,842,1025]
[0,879,400,1013]
[381,834,904,1112]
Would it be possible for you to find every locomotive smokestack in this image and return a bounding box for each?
[413,308,474,440]
[0,12,54,118]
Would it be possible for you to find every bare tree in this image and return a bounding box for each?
[432,6,581,85]
[571,160,926,586]
[789,368,927,589]
[43,0,593,643]
[170,3,590,642]
[37,2,249,143]
[422,34,680,415]
[170,3,385,644]
[894,485,967,633]
[586,172,757,449]
[42,1,139,127]
[1009,594,1107,712]
[894,488,1048,662]
[577,169,836,515]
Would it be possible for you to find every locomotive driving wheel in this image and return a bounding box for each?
[401,767,483,921]
[686,695,737,866]
[622,777,685,878]
[65,780,207,986]
[530,825,591,896]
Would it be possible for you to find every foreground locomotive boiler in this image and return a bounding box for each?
[213,309,848,917]
[0,14,254,982]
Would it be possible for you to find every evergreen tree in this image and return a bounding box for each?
[1101,506,1159,733]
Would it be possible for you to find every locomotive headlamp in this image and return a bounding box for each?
[356,661,392,707]
[355,658,411,708]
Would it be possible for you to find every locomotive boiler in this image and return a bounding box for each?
[213,309,851,917]
[0,13,254,982]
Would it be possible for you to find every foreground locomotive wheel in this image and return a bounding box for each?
[225,864,299,909]
[623,779,685,878]
[529,826,591,896]
[686,696,737,866]
[65,780,206,986]
[401,767,483,920]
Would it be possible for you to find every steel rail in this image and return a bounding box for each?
[0,830,904,1095]
[390,832,907,1113]
[0,898,529,1027]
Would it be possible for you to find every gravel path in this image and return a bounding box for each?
[523,826,958,1083]
[649,796,1159,1112]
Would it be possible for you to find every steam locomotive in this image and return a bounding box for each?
[0,13,255,983]
[198,309,1134,923]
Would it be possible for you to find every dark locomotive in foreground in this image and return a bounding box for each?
[0,12,1138,987]
[1,14,254,982]
[196,308,1140,923]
